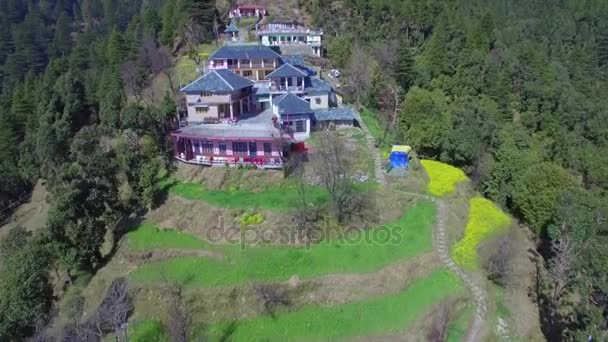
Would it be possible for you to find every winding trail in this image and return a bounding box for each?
[357,114,487,342]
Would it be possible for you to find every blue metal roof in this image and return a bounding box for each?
[181,69,253,93]
[281,55,305,66]
[273,93,312,115]
[305,77,332,95]
[224,23,239,33]
[266,63,308,78]
[209,45,282,60]
[313,107,357,122]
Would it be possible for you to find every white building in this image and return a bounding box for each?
[256,21,323,57]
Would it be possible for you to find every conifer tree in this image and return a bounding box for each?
[393,43,415,92]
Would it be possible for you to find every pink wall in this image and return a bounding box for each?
[188,139,281,157]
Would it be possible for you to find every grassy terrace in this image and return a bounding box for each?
[164,179,330,210]
[452,197,511,269]
[128,201,436,287]
[206,269,464,341]
[128,269,464,341]
[360,107,393,158]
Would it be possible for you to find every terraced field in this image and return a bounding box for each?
[84,171,474,341]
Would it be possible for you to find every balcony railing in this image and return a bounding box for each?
[225,63,270,69]
[270,85,305,92]
[257,28,323,35]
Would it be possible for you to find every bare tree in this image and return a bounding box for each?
[480,231,515,286]
[139,37,176,94]
[254,284,290,318]
[548,236,576,303]
[98,278,132,341]
[166,283,193,342]
[371,39,398,70]
[344,44,373,105]
[377,80,402,145]
[311,130,360,223]
[426,302,454,342]
[120,61,143,101]
[285,154,318,243]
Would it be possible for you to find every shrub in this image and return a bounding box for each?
[240,212,265,226]
[512,162,579,234]
[420,160,468,197]
[452,197,511,269]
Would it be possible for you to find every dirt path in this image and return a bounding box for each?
[356,114,387,185]
[357,117,487,342]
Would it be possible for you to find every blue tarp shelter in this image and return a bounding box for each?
[389,145,411,169]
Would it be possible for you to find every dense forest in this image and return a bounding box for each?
[0,0,220,339]
[0,0,606,340]
[308,0,607,340]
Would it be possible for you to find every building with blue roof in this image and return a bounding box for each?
[224,22,240,41]
[172,42,358,169]
[272,93,314,140]
[208,45,282,81]
[256,20,323,57]
[181,69,255,123]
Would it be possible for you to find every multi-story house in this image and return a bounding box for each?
[256,20,323,57]
[171,43,356,169]
[180,69,255,124]
[207,45,282,82]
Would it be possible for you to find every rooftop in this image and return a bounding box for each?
[209,44,282,60]
[281,55,305,66]
[253,76,331,96]
[173,109,287,140]
[314,107,358,122]
[181,69,254,93]
[273,93,312,115]
[266,63,308,78]
[224,23,239,33]
[305,77,332,95]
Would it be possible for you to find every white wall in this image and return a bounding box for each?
[304,94,329,110]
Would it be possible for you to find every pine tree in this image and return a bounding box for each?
[160,0,177,45]
[393,43,415,92]
[52,12,73,57]
[106,27,127,66]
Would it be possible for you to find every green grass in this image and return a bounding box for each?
[420,160,468,197]
[238,17,258,28]
[360,107,393,157]
[447,305,475,342]
[174,43,217,85]
[360,107,384,142]
[165,180,329,210]
[128,320,168,342]
[129,201,436,287]
[204,269,464,341]
[452,197,511,269]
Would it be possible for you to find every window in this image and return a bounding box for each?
[263,59,274,65]
[219,142,227,155]
[315,97,322,105]
[242,70,253,78]
[241,59,250,66]
[265,70,273,77]
[249,142,257,157]
[195,107,208,114]
[233,142,248,155]
[295,120,306,133]
[201,141,213,154]
[263,143,272,156]
[193,140,200,152]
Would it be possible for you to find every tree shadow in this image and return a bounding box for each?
[218,320,238,342]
